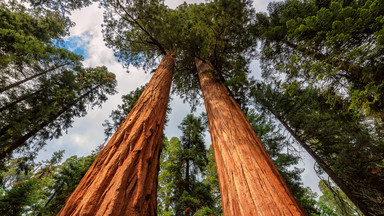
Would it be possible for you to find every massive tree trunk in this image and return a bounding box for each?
[58,50,176,216]
[196,59,306,216]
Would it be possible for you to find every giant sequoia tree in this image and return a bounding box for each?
[174,1,304,213]
[58,0,178,214]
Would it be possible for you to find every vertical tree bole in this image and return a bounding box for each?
[196,59,306,216]
[58,50,176,216]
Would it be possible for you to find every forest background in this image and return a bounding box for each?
[1,0,383,215]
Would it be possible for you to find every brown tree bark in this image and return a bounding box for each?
[58,49,176,216]
[196,59,306,216]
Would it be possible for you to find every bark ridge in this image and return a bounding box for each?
[196,59,306,216]
[58,50,176,216]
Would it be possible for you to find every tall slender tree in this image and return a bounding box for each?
[250,81,384,215]
[0,66,117,160]
[0,2,117,161]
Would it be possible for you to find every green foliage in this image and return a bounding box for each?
[0,2,117,161]
[319,180,362,216]
[254,0,384,119]
[0,178,41,216]
[171,0,257,107]
[158,137,182,216]
[39,154,97,215]
[0,150,65,215]
[0,149,98,216]
[203,147,222,215]
[158,114,214,216]
[0,65,117,160]
[250,81,384,215]
[101,0,257,107]
[28,0,95,15]
[102,0,172,69]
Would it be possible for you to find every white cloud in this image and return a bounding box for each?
[164,0,204,9]
[253,0,275,12]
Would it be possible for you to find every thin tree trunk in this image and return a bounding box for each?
[196,59,306,216]
[0,84,103,160]
[0,64,66,93]
[271,111,373,216]
[186,159,190,190]
[185,136,190,192]
[0,88,43,113]
[58,49,176,216]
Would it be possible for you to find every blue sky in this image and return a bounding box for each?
[62,36,89,58]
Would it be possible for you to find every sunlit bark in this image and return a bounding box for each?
[197,59,306,216]
[58,50,176,216]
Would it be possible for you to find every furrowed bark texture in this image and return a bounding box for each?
[58,50,176,216]
[196,59,306,216]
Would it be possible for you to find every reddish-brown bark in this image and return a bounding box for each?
[196,59,306,216]
[58,50,176,216]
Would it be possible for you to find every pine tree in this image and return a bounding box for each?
[250,81,384,215]
[0,2,117,161]
[157,114,214,216]
[174,114,213,215]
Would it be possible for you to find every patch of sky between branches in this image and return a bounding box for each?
[55,32,93,59]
